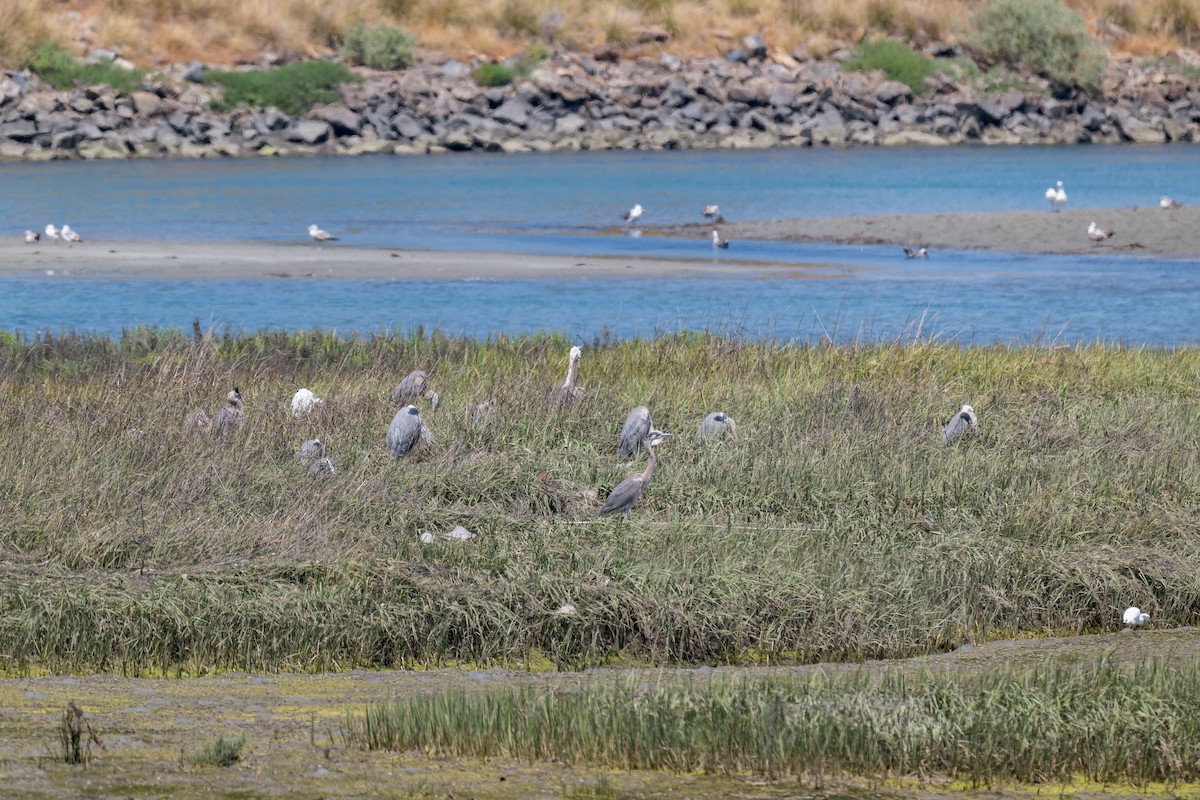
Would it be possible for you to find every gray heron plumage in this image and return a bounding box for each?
[618,405,653,460]
[212,388,244,436]
[598,430,671,515]
[387,404,426,459]
[551,345,583,407]
[298,438,336,477]
[696,411,736,443]
[391,369,440,409]
[942,403,978,443]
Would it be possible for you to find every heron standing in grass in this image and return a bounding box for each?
[598,430,671,515]
[618,405,653,460]
[298,438,336,477]
[942,403,978,443]
[387,404,428,459]
[696,411,736,443]
[392,369,440,409]
[551,345,583,407]
[1122,606,1150,629]
[212,388,244,436]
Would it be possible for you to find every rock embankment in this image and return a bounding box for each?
[0,48,1197,161]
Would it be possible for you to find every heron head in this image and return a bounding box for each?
[228,387,243,405]
[569,345,582,363]
[647,429,673,447]
[961,404,974,414]
[403,404,419,416]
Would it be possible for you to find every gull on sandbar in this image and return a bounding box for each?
[61,224,82,245]
[1045,180,1067,211]
[308,224,338,245]
[44,224,59,244]
[702,204,724,223]
[1087,221,1114,242]
[711,230,730,249]
[1160,196,1183,209]
[622,204,643,225]
[23,229,39,244]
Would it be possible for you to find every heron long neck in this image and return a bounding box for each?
[563,358,578,389]
[641,445,657,482]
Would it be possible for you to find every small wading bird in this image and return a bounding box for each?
[622,203,643,225]
[61,224,82,245]
[298,438,336,477]
[1160,196,1183,210]
[213,388,245,436]
[1123,606,1150,629]
[391,369,440,409]
[387,404,430,459]
[618,405,653,460]
[291,388,323,417]
[308,224,337,246]
[942,403,978,443]
[1087,221,1114,242]
[696,411,736,443]
[702,204,724,223]
[1045,180,1067,211]
[551,345,583,407]
[598,429,672,515]
[711,230,730,249]
[903,245,928,259]
[44,224,59,244]
[23,229,39,244]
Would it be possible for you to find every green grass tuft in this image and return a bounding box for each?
[191,734,246,767]
[843,39,936,95]
[339,25,417,70]
[473,62,516,86]
[205,61,357,116]
[26,43,144,93]
[969,0,1107,93]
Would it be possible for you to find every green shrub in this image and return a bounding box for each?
[205,61,356,116]
[26,43,144,94]
[191,734,246,767]
[339,25,416,70]
[843,40,936,95]
[970,0,1107,93]
[473,62,515,86]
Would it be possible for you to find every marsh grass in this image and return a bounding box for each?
[190,734,246,767]
[842,39,935,94]
[206,61,357,115]
[348,660,1200,784]
[0,329,1199,674]
[58,702,102,766]
[27,43,144,93]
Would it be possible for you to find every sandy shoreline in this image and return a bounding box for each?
[695,206,1200,258]
[0,240,847,281]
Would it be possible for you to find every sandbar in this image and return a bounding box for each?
[685,206,1200,258]
[0,239,847,281]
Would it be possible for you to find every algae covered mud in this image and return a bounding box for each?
[2,330,1199,797]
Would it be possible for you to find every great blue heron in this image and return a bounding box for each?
[623,204,643,225]
[1161,196,1184,209]
[212,388,244,436]
[1122,606,1150,629]
[1087,221,1114,242]
[618,405,653,460]
[598,430,671,515]
[1045,180,1067,211]
[391,369,441,409]
[183,410,211,433]
[696,411,736,443]
[298,438,336,477]
[291,388,323,417]
[551,345,583,407]
[387,404,429,458]
[942,403,978,443]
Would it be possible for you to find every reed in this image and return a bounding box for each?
[0,329,1198,674]
[348,660,1200,784]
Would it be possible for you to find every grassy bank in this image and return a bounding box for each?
[0,329,1198,674]
[349,659,1200,784]
[12,0,1200,72]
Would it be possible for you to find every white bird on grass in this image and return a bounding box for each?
[942,404,979,443]
[1160,196,1183,210]
[308,224,338,246]
[711,230,730,249]
[291,388,324,417]
[622,204,643,225]
[44,224,59,244]
[1045,180,1067,211]
[1087,221,1114,242]
[1122,606,1150,629]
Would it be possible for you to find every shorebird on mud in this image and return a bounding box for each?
[1087,221,1114,242]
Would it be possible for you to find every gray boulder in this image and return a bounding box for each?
[315,104,361,136]
[287,120,332,144]
[492,99,532,126]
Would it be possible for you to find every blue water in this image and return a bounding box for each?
[3,145,1200,344]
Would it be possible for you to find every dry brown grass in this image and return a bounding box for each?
[14,0,1200,67]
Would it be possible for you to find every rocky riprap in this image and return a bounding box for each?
[0,44,1197,161]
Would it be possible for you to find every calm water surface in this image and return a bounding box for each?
[2,146,1199,343]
